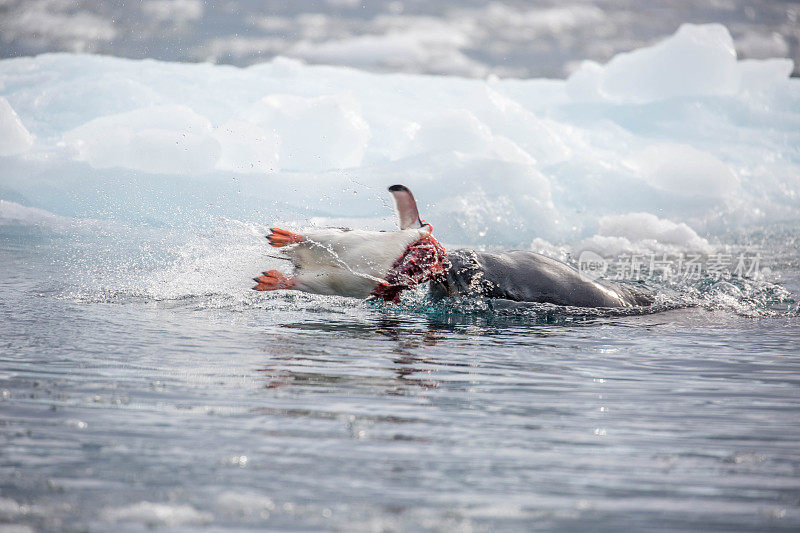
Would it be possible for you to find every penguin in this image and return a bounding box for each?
[253,185,447,301]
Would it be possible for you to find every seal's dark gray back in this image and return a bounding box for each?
[430,249,652,308]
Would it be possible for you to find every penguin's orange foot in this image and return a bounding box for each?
[267,228,304,247]
[252,270,296,291]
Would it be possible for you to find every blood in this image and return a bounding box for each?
[370,234,448,302]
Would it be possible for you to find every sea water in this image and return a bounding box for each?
[1,24,799,531]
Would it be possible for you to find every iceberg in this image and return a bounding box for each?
[0,96,34,156]
[62,104,220,174]
[625,143,740,199]
[566,23,793,103]
[0,23,797,248]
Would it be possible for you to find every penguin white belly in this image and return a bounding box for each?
[287,228,428,298]
[252,184,434,298]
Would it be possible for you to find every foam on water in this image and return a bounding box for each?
[29,205,789,325]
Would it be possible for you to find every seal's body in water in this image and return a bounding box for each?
[431,249,653,307]
[253,185,652,308]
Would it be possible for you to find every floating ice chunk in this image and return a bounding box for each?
[363,116,422,163]
[62,105,220,174]
[249,55,306,77]
[599,213,708,248]
[564,60,604,102]
[243,93,370,172]
[0,55,167,134]
[0,97,34,156]
[626,143,739,198]
[432,157,557,244]
[408,109,536,166]
[464,87,570,165]
[212,119,280,173]
[411,109,492,154]
[575,212,711,256]
[102,502,213,527]
[568,24,740,103]
[0,42,797,244]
